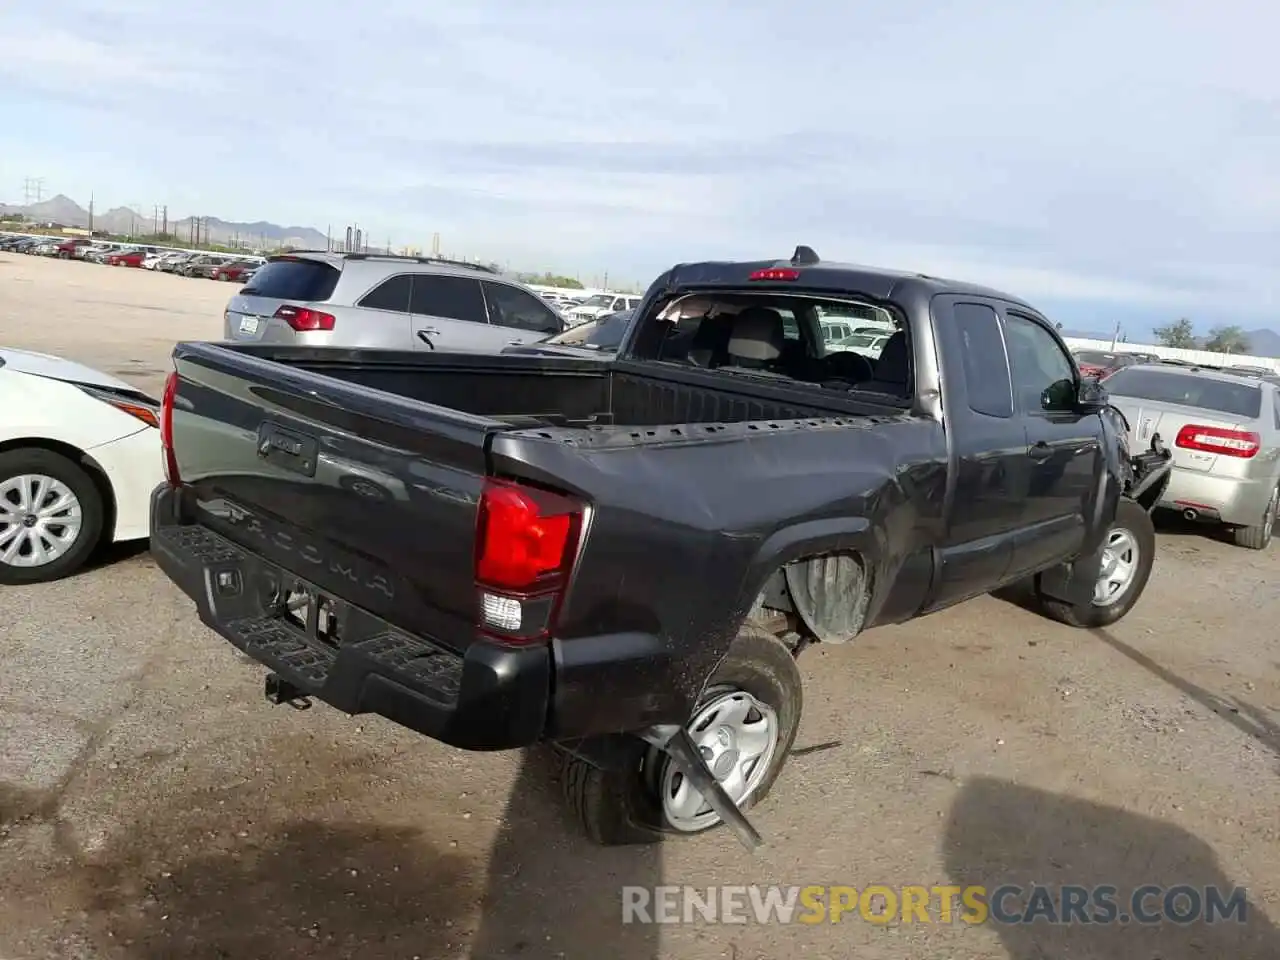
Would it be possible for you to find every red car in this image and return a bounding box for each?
[211,261,258,282]
[1072,349,1142,379]
[106,249,147,267]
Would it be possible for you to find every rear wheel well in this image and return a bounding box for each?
[750,550,872,647]
[0,438,117,546]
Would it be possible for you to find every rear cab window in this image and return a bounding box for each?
[625,289,911,402]
[1104,368,1263,419]
[242,257,341,302]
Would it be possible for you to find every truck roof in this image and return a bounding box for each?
[664,247,1038,313]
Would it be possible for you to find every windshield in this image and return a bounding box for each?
[545,310,632,349]
[1105,368,1263,419]
[580,294,615,308]
[1074,350,1125,366]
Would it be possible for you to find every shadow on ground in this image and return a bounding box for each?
[989,580,1279,773]
[945,777,1278,959]
[47,747,660,959]
[468,748,662,959]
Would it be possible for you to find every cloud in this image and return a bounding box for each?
[1,0,1278,326]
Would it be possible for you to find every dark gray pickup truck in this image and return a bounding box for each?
[150,247,1172,849]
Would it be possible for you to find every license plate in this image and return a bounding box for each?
[238,316,260,335]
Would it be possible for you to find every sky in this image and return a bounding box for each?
[2,1,1278,339]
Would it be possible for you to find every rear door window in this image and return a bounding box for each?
[481,281,564,333]
[953,303,1012,418]
[242,258,341,301]
[409,275,487,324]
[357,274,413,312]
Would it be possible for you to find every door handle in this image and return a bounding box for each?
[416,330,435,349]
[507,339,524,346]
[1029,441,1053,460]
[420,327,439,336]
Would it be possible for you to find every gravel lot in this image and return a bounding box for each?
[1,254,1278,960]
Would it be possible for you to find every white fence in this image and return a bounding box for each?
[1063,337,1280,374]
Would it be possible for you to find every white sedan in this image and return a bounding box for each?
[0,348,163,584]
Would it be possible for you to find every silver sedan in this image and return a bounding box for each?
[1103,363,1280,549]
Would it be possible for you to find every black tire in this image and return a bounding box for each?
[0,449,105,585]
[1038,497,1155,628]
[561,622,803,846]
[1231,483,1278,550]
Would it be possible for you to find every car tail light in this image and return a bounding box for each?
[274,304,336,331]
[1175,424,1260,458]
[748,267,801,281]
[474,478,585,642]
[160,371,181,485]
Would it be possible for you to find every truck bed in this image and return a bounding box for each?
[224,343,890,429]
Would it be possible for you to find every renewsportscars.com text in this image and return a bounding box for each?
[621,884,1248,926]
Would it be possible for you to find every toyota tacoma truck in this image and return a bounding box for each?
[149,246,1172,849]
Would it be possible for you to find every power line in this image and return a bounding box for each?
[22,177,45,206]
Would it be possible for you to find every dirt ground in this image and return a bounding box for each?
[1,253,1278,960]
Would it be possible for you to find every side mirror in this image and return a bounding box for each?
[1073,376,1109,414]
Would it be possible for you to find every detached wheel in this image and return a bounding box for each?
[0,449,105,585]
[1039,497,1155,628]
[562,623,802,846]
[1231,483,1278,550]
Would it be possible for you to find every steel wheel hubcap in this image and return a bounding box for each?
[0,474,84,567]
[1093,527,1139,607]
[660,690,779,832]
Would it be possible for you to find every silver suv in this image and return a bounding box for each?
[222,252,567,352]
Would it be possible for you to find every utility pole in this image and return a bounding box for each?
[161,205,167,236]
[88,194,95,233]
[326,224,332,252]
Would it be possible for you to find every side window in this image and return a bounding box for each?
[1273,392,1280,430]
[1005,313,1076,413]
[357,274,412,312]
[481,281,564,333]
[953,303,1013,418]
[611,297,626,311]
[409,275,487,324]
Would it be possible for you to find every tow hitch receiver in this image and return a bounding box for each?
[265,673,312,710]
[641,724,765,854]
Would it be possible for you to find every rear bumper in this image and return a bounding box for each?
[149,485,676,751]
[1158,466,1276,526]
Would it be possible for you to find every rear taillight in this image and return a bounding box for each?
[160,371,181,485]
[1175,424,1260,459]
[274,305,335,331]
[474,478,585,642]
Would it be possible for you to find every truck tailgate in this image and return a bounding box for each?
[161,341,502,655]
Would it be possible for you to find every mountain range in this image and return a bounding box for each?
[0,194,328,250]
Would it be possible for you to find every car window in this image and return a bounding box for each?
[242,259,341,301]
[1005,313,1076,413]
[481,281,563,333]
[1273,392,1280,429]
[357,275,412,312]
[1103,368,1264,419]
[409,275,487,324]
[953,303,1012,418]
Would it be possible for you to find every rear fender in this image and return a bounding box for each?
[707,518,879,682]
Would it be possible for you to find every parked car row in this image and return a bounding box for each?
[0,233,264,283]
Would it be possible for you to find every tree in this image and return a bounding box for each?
[519,272,584,289]
[1203,325,1251,355]
[1153,318,1197,349]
